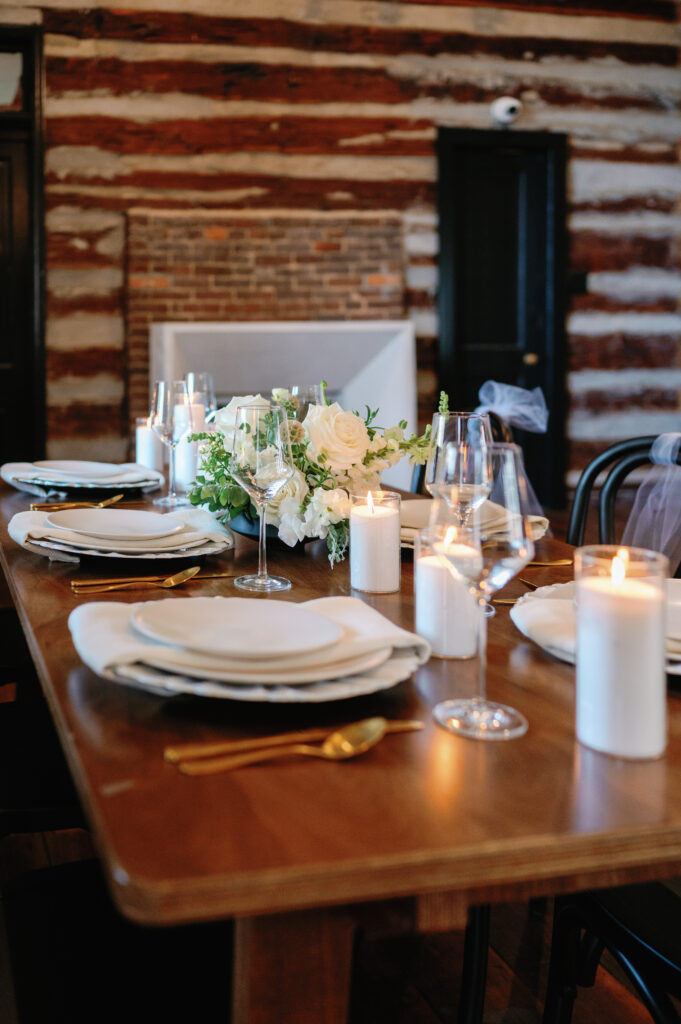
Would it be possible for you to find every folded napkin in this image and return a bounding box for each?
[400,498,549,545]
[1,461,164,497]
[68,595,431,684]
[9,507,232,563]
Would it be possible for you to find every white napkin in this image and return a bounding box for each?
[1,461,164,497]
[68,595,431,682]
[8,508,232,562]
[400,498,549,545]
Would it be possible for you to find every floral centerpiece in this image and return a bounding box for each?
[188,385,429,564]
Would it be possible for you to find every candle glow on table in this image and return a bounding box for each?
[350,490,401,593]
[575,545,667,760]
[415,529,479,658]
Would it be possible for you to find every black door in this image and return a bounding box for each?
[0,28,44,462]
[437,128,567,508]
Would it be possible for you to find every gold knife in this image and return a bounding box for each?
[164,719,424,764]
[72,570,236,588]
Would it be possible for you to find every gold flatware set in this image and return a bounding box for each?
[165,717,425,774]
[31,493,125,512]
[71,567,237,594]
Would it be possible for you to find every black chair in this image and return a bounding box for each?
[565,436,681,548]
[543,883,681,1024]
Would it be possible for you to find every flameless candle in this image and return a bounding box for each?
[350,490,401,593]
[575,545,667,760]
[135,417,164,473]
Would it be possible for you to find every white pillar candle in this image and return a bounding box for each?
[350,491,401,593]
[575,546,667,760]
[415,553,479,658]
[135,417,164,473]
[174,401,206,490]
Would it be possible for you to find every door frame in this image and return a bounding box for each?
[0,25,45,457]
[436,127,567,507]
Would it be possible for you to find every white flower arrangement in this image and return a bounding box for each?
[188,385,429,564]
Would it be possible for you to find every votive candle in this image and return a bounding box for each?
[135,417,164,472]
[350,490,401,593]
[414,530,479,658]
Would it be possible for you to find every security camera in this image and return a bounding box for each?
[490,96,522,125]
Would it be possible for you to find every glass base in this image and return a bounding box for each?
[153,493,192,508]
[433,698,528,740]
[234,573,291,593]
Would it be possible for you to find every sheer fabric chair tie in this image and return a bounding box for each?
[621,432,681,574]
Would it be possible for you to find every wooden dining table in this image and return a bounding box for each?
[2,485,681,1024]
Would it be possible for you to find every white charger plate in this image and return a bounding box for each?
[105,651,418,702]
[46,508,184,541]
[31,536,230,560]
[131,597,343,659]
[34,460,123,479]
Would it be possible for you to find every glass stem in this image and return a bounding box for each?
[476,597,488,703]
[257,502,268,581]
[168,443,177,501]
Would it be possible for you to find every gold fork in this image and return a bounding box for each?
[72,566,201,594]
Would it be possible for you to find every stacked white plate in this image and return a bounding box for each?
[510,579,681,673]
[400,498,549,547]
[68,596,431,703]
[1,459,163,494]
[9,508,231,561]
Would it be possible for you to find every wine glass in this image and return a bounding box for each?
[431,442,534,740]
[229,404,294,593]
[186,371,217,423]
[290,384,324,422]
[149,379,196,508]
[423,411,492,496]
[437,440,492,525]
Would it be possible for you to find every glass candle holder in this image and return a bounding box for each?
[350,490,401,593]
[414,529,479,658]
[135,416,164,472]
[575,544,668,760]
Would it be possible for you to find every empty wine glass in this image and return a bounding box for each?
[149,379,196,508]
[424,410,492,496]
[431,442,534,740]
[290,384,324,422]
[229,404,294,592]
[438,440,492,525]
[185,371,217,422]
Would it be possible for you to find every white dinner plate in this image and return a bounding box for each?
[142,646,392,685]
[33,460,123,479]
[131,597,343,659]
[31,537,229,561]
[45,508,184,541]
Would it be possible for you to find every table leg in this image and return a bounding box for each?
[232,907,356,1024]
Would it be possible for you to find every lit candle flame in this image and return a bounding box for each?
[367,490,375,514]
[444,526,457,548]
[611,548,629,587]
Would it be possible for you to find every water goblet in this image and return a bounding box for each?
[149,379,196,508]
[185,371,217,423]
[290,384,324,422]
[229,404,294,593]
[431,442,534,740]
[423,410,492,497]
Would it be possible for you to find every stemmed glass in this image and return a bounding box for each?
[431,442,534,740]
[437,440,492,526]
[149,379,196,508]
[424,410,492,496]
[290,384,324,422]
[229,404,294,593]
[186,371,217,423]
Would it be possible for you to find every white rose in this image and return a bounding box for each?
[265,468,310,526]
[213,394,269,449]
[277,503,308,546]
[304,402,370,471]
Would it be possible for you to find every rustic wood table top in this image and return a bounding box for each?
[2,486,680,1024]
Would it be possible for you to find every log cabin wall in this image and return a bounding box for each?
[1,1,680,486]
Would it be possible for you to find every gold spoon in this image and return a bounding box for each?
[178,716,390,774]
[31,493,124,512]
[72,565,201,594]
